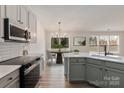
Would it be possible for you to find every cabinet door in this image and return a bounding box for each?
[86,64,103,87]
[69,63,85,81]
[64,58,69,75]
[20,6,28,29]
[5,5,18,22]
[0,5,4,42]
[5,78,19,88]
[39,58,44,76]
[104,68,124,88]
[0,6,1,40]
[28,12,37,43]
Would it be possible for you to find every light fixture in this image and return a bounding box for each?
[58,21,61,38]
[51,19,68,38]
[58,21,61,51]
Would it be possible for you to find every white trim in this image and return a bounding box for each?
[9,36,26,41]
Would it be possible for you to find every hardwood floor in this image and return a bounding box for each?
[38,63,96,88]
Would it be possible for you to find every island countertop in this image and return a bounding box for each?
[0,65,21,79]
[64,52,124,64]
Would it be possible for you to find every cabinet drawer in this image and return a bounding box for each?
[105,61,124,71]
[87,58,103,65]
[5,77,19,88]
[69,58,78,63]
[69,58,85,63]
[0,69,19,88]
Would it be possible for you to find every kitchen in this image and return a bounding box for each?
[0,5,46,88]
[1,5,124,88]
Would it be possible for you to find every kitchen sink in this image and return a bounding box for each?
[91,54,122,60]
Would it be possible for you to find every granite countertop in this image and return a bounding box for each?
[64,52,89,58]
[0,55,41,65]
[0,54,42,80]
[64,52,124,64]
[0,65,21,79]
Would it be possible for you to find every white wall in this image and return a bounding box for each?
[45,31,124,56]
[0,42,24,62]
[28,20,46,60]
[119,33,124,56]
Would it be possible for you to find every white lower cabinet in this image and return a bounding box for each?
[5,78,19,88]
[86,64,103,87]
[0,69,20,88]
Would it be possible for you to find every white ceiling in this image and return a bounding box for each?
[30,5,124,32]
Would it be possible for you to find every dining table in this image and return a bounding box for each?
[50,50,72,64]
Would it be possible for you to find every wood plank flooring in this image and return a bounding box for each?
[38,63,96,88]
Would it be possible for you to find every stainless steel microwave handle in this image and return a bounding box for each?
[24,62,40,75]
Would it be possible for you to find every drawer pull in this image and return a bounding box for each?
[8,77,13,81]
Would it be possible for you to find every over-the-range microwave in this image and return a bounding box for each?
[4,18,31,42]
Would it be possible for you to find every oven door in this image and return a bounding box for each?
[22,62,40,88]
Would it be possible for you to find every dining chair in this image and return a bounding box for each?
[46,50,56,65]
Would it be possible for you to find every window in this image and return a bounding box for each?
[89,36,99,52]
[109,35,119,53]
[89,35,119,54]
[99,35,109,53]
[51,38,69,48]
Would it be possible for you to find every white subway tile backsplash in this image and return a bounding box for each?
[0,42,26,62]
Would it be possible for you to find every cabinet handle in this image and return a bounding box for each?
[8,77,13,81]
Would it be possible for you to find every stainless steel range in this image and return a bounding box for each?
[0,56,41,88]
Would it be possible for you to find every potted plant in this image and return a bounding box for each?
[53,43,63,52]
[73,49,80,55]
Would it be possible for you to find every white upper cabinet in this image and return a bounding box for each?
[28,11,37,43]
[2,5,37,43]
[19,6,28,29]
[5,5,28,30]
[5,5,18,23]
[0,5,5,42]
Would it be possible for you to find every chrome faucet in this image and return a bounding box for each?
[104,45,113,56]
